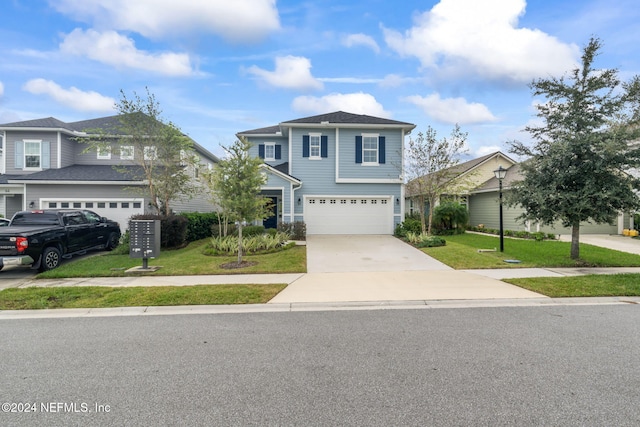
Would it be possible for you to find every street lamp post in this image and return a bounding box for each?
[494,166,508,252]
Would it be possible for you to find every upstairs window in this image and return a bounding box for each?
[15,140,50,169]
[120,146,134,160]
[264,143,275,161]
[97,146,111,160]
[302,134,328,159]
[144,146,157,161]
[362,135,378,164]
[310,135,321,158]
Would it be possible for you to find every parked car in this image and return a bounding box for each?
[0,209,121,271]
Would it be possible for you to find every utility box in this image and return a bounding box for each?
[129,220,161,261]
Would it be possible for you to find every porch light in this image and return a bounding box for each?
[396,198,400,205]
[493,166,508,252]
[297,197,301,206]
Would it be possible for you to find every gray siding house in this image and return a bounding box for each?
[237,111,416,234]
[468,163,633,235]
[0,115,219,229]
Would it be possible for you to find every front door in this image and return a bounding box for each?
[263,197,278,229]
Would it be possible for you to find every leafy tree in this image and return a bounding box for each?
[207,137,272,265]
[84,88,201,215]
[433,201,469,234]
[405,125,469,235]
[510,37,640,259]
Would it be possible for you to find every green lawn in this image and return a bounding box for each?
[421,233,640,269]
[37,239,307,278]
[505,274,640,297]
[0,284,287,310]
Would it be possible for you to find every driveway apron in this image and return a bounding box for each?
[270,235,544,303]
[305,235,451,273]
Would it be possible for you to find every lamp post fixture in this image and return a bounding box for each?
[494,165,508,252]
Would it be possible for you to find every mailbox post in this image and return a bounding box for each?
[129,220,161,270]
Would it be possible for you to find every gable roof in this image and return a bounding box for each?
[472,163,523,193]
[238,111,416,136]
[446,151,516,177]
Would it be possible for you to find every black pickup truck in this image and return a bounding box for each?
[0,209,121,272]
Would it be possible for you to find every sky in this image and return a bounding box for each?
[1,0,639,160]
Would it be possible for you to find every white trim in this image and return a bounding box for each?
[22,139,43,170]
[335,127,340,182]
[288,131,292,174]
[335,178,402,184]
[8,180,146,185]
[120,145,134,160]
[57,131,62,169]
[259,163,301,185]
[97,146,111,160]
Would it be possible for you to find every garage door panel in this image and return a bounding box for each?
[305,197,392,235]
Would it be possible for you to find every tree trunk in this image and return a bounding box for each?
[237,223,243,265]
[570,222,580,260]
[427,197,435,235]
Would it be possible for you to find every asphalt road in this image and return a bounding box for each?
[1,305,639,426]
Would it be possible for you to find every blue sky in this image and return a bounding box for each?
[1,0,639,159]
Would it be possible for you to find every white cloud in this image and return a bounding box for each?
[383,0,579,83]
[247,56,323,91]
[475,145,503,157]
[292,92,390,117]
[60,28,194,76]
[0,81,4,97]
[342,33,380,53]
[379,74,420,88]
[23,79,114,112]
[51,0,280,43]
[404,93,497,124]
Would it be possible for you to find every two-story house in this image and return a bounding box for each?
[0,115,219,228]
[237,111,416,234]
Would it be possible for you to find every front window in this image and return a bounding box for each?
[24,141,41,168]
[97,146,111,160]
[120,146,134,160]
[310,135,321,158]
[363,135,378,164]
[144,146,157,160]
[264,143,275,161]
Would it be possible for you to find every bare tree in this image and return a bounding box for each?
[405,125,469,235]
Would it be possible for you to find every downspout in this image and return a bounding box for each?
[292,182,302,223]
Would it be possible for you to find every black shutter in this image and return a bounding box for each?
[355,136,362,164]
[378,137,385,164]
[275,145,281,160]
[258,144,265,159]
[303,135,310,158]
[321,136,328,158]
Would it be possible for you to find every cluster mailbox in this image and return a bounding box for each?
[129,220,160,268]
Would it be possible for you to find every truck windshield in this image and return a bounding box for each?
[11,213,60,225]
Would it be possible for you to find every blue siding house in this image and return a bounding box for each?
[237,111,416,234]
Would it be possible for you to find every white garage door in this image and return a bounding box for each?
[305,196,393,235]
[40,199,144,231]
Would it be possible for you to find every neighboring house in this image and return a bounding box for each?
[0,115,219,228]
[405,151,517,215]
[468,163,635,235]
[237,111,416,234]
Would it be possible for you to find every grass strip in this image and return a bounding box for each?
[421,233,640,269]
[0,284,287,310]
[505,274,640,297]
[37,240,306,278]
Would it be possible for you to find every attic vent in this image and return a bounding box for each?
[320,121,329,125]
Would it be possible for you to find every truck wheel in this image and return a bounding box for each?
[105,233,119,251]
[40,246,62,271]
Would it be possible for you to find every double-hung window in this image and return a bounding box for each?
[264,143,276,161]
[97,146,111,160]
[309,134,321,159]
[144,146,157,160]
[120,146,134,160]
[24,141,42,168]
[362,135,378,164]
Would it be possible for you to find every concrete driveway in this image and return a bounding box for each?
[270,235,544,304]
[306,235,451,273]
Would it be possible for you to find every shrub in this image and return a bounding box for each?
[278,221,306,240]
[180,212,220,242]
[130,214,188,249]
[432,202,468,234]
[404,231,446,248]
[203,232,293,256]
[241,225,266,237]
[395,217,422,237]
